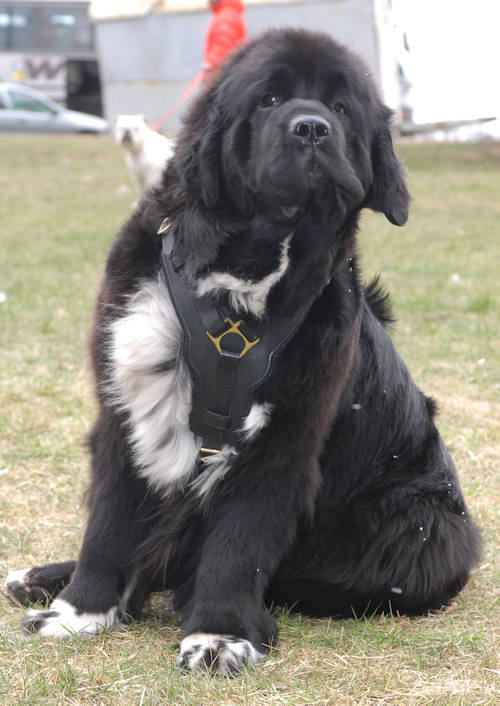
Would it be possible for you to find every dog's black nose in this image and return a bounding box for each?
[290,114,330,145]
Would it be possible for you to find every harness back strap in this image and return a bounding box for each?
[160,227,311,454]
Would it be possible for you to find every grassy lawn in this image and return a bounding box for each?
[0,136,498,705]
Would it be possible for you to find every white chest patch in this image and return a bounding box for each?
[241,402,274,440]
[190,403,274,499]
[106,277,275,497]
[106,275,200,493]
[196,236,291,317]
[190,445,237,499]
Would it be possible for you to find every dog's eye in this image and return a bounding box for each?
[260,95,280,109]
[333,102,346,114]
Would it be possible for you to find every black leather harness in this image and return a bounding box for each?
[158,218,311,458]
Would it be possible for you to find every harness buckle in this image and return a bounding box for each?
[199,447,221,462]
[157,217,172,234]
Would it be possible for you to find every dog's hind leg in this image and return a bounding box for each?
[5,561,76,607]
[268,455,481,618]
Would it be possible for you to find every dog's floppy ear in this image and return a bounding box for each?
[175,92,223,209]
[366,108,410,226]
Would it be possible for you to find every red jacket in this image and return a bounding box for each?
[203,0,247,71]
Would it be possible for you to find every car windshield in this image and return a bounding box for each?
[8,90,56,113]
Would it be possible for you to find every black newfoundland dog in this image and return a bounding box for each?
[6,29,480,674]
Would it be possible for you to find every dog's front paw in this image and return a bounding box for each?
[177,632,264,676]
[22,598,119,639]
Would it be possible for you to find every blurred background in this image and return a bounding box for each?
[0,0,498,140]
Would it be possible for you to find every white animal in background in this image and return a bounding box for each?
[114,115,175,200]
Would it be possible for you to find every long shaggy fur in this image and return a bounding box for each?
[6,29,480,675]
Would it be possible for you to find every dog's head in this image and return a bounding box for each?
[163,29,409,312]
[175,29,409,227]
[114,115,150,152]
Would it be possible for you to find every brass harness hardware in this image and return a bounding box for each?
[157,217,172,235]
[206,317,260,359]
[200,447,221,457]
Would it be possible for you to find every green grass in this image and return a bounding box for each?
[0,137,499,705]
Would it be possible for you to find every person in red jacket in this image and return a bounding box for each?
[202,0,247,80]
[150,1,246,129]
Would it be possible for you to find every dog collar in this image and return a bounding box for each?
[159,218,311,459]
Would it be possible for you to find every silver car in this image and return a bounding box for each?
[0,83,109,134]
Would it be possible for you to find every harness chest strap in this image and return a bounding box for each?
[159,222,312,457]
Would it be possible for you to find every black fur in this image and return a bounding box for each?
[9,29,480,670]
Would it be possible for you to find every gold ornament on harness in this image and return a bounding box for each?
[206,318,260,358]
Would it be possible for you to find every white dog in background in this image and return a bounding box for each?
[114,115,175,200]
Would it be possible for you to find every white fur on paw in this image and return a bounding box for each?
[23,598,119,639]
[177,632,264,675]
[4,568,34,605]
